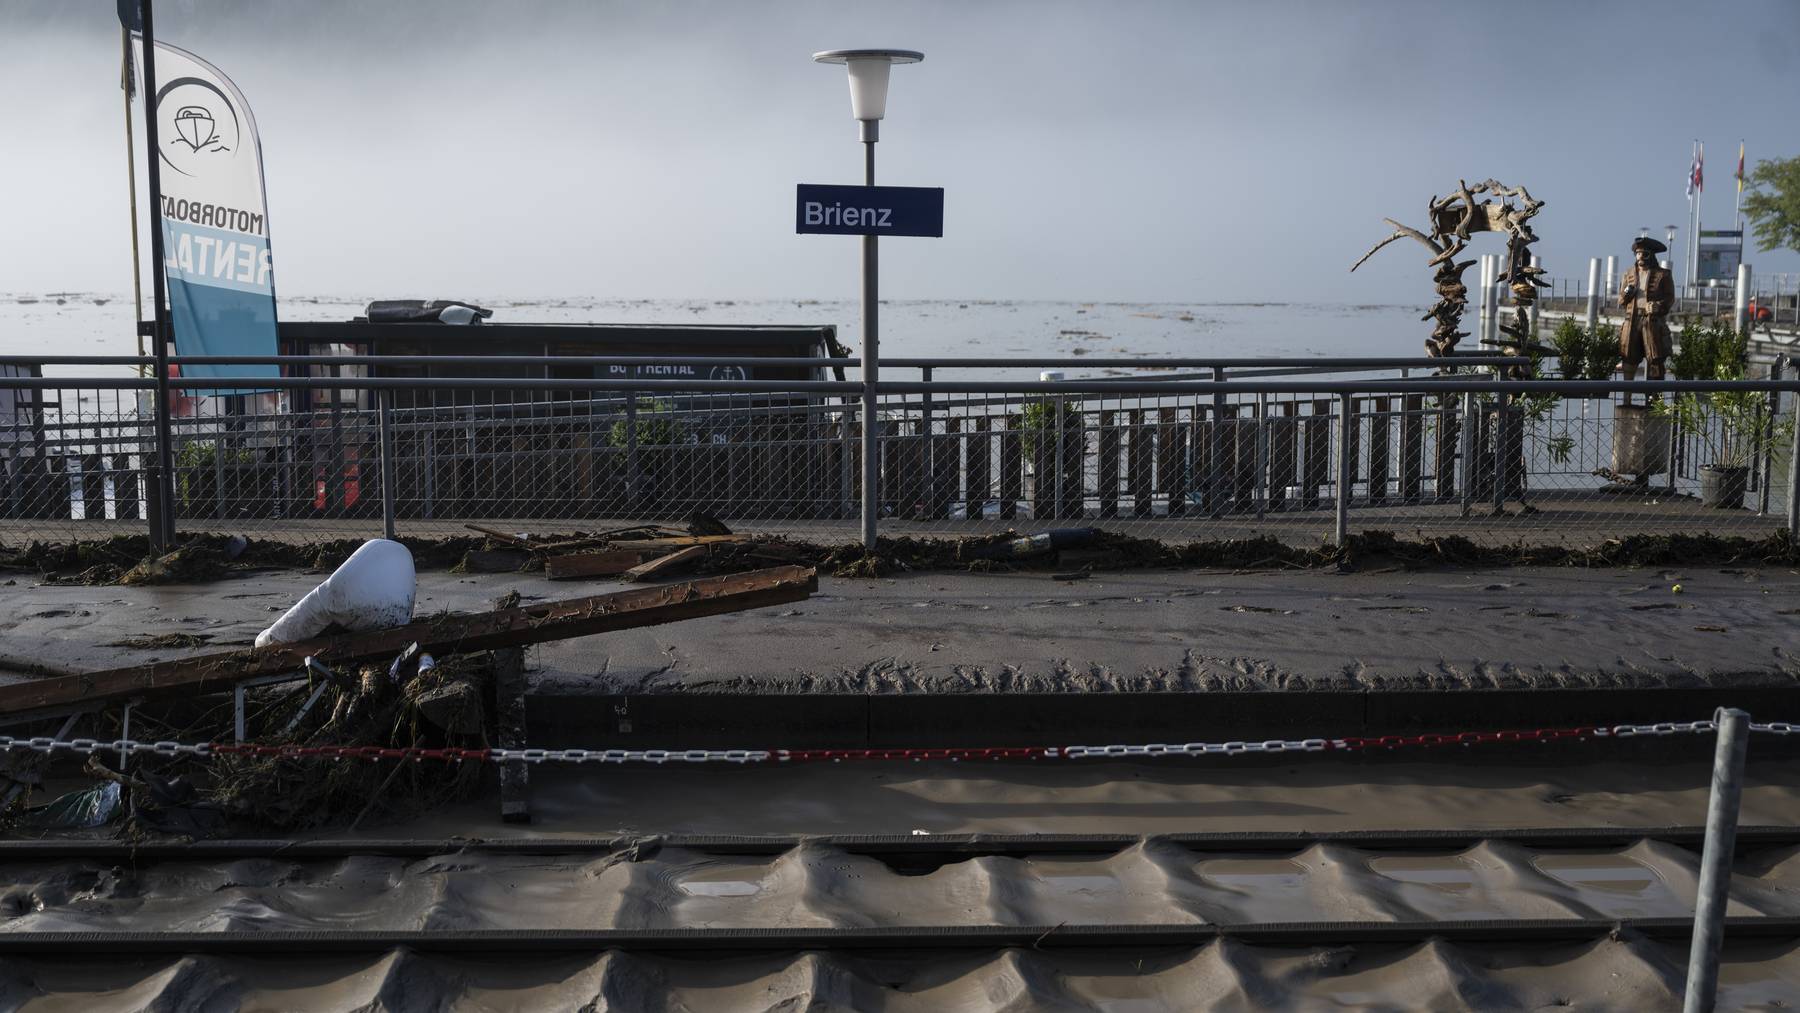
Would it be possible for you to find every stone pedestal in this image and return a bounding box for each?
[1612,403,1670,477]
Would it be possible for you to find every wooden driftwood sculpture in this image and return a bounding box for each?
[1351,179,1547,369]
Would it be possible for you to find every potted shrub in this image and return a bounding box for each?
[1548,317,1620,387]
[1655,322,1793,509]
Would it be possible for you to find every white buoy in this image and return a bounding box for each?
[256,538,417,648]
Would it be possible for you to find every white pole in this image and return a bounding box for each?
[1735,262,1752,334]
[1604,255,1618,302]
[1528,254,1541,339]
[1479,255,1494,349]
[1584,257,1601,334]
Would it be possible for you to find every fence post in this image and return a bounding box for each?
[1334,392,1352,545]
[1459,392,1475,516]
[1759,358,1782,515]
[1209,366,1226,513]
[1683,707,1750,1013]
[1787,383,1800,535]
[1585,258,1602,334]
[377,388,397,541]
[1734,263,1752,335]
[1492,393,1508,513]
[1253,393,1268,519]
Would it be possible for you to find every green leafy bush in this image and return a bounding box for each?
[1669,319,1748,381]
[1656,321,1787,470]
[608,399,685,448]
[1017,399,1086,458]
[1548,318,1618,381]
[175,440,257,509]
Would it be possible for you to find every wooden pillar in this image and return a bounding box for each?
[1269,401,1297,510]
[112,454,139,520]
[1230,407,1255,512]
[1160,407,1187,516]
[936,417,960,520]
[81,454,105,521]
[1059,406,1084,520]
[999,417,1021,520]
[1400,394,1424,502]
[1031,416,1054,520]
[1128,409,1152,518]
[1434,399,1458,501]
[881,419,904,520]
[1303,398,1331,510]
[966,416,991,520]
[1368,396,1391,506]
[1097,410,1120,519]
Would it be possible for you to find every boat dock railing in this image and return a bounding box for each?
[0,353,1794,549]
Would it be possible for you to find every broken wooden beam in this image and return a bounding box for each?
[622,544,707,582]
[464,524,533,547]
[608,534,743,549]
[544,549,662,581]
[0,566,818,716]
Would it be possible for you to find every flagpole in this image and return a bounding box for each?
[138,0,177,550]
[120,26,145,364]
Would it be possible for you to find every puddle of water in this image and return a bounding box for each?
[1198,858,1307,891]
[1039,873,1117,896]
[1531,853,1663,895]
[677,869,761,898]
[1369,855,1478,893]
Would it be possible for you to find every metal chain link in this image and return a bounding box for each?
[0,719,1790,768]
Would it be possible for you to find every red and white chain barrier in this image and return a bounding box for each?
[1,719,1795,767]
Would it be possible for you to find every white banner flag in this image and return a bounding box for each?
[132,33,279,383]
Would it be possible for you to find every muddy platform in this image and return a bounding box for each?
[4,562,1793,694]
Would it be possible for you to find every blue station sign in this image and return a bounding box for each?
[795,184,944,238]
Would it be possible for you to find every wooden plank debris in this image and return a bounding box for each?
[544,549,662,581]
[622,544,707,582]
[0,567,818,716]
[609,535,743,549]
[464,524,532,547]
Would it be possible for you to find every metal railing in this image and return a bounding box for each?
[1540,277,1800,329]
[1,355,1795,549]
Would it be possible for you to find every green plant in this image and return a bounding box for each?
[1654,390,1792,470]
[174,440,257,508]
[1654,322,1789,471]
[1017,399,1086,458]
[1669,319,1748,381]
[1741,155,1800,257]
[608,400,685,448]
[1547,318,1618,382]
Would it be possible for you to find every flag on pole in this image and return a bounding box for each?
[125,26,279,385]
[1737,141,1745,193]
[1687,141,1699,198]
[1696,141,1705,194]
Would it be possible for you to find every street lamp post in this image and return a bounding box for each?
[814,48,923,551]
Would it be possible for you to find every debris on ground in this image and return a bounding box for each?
[257,539,417,648]
[3,527,1794,588]
[623,544,708,582]
[105,633,216,650]
[19,780,121,830]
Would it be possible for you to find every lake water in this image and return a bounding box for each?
[2,293,1434,380]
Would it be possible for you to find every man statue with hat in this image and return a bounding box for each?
[1616,235,1674,403]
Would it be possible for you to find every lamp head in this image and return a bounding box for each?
[813,49,923,123]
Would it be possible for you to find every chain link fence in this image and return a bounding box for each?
[1,359,1795,549]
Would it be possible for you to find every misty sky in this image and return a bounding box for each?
[5,0,1799,304]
